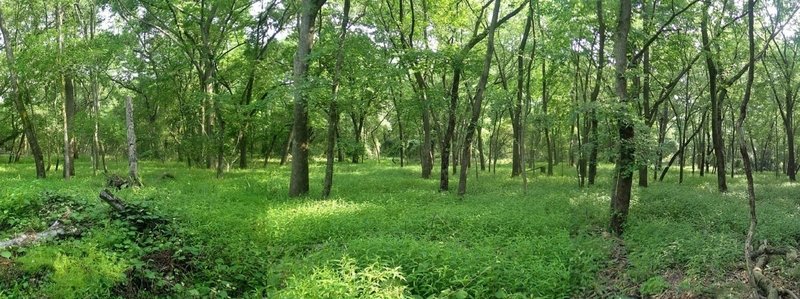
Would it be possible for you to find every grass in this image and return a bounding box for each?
[0,158,799,298]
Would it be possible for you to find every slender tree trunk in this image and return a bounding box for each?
[511,8,533,178]
[701,0,727,192]
[609,0,632,236]
[457,0,502,196]
[126,96,141,187]
[323,0,350,199]
[0,10,45,178]
[542,61,554,176]
[588,0,606,185]
[738,0,757,292]
[289,0,326,197]
[477,125,484,170]
[440,68,461,191]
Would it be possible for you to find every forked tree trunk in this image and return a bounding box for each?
[457,0,502,196]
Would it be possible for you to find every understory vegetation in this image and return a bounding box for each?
[1,160,798,298]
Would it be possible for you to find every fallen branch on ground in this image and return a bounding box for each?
[0,218,78,249]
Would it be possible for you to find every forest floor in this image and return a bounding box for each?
[0,160,799,298]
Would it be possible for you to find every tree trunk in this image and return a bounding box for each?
[323,0,349,199]
[0,10,45,178]
[609,0,632,236]
[542,61,554,176]
[440,68,461,192]
[289,0,326,197]
[511,10,533,178]
[738,1,759,293]
[701,1,727,192]
[457,0,502,196]
[126,96,141,187]
[588,0,606,185]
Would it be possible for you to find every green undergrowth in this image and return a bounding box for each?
[0,160,799,298]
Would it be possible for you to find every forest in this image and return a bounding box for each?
[0,0,799,297]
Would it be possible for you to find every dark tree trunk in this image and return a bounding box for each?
[701,1,727,192]
[289,0,326,197]
[457,0,502,196]
[610,0,632,236]
[511,7,533,177]
[588,0,606,185]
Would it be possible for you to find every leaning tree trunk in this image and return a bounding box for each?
[457,0,502,196]
[609,0,632,236]
[289,0,326,197]
[125,96,142,187]
[0,9,45,178]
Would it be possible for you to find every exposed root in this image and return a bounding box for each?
[749,241,799,299]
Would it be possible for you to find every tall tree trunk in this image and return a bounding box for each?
[457,0,502,196]
[440,68,461,191]
[609,0,633,236]
[588,0,606,185]
[126,96,142,187]
[542,61,554,176]
[701,0,727,192]
[0,10,45,178]
[323,0,350,199]
[738,0,758,293]
[511,7,533,177]
[289,0,326,197]
[638,45,652,187]
[57,5,75,179]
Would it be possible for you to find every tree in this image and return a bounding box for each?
[456,0,502,196]
[323,0,351,199]
[0,4,46,178]
[126,96,142,187]
[609,0,632,236]
[289,0,327,197]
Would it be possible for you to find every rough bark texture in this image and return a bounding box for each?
[126,96,142,187]
[289,0,326,197]
[609,0,632,236]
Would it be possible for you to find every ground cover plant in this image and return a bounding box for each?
[0,160,798,298]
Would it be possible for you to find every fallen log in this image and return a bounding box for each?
[0,220,77,249]
[99,189,126,213]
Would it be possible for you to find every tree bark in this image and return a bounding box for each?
[125,96,141,187]
[289,0,326,197]
[609,0,633,236]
